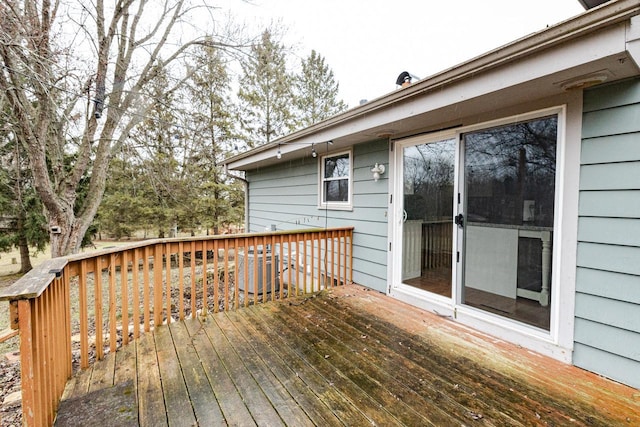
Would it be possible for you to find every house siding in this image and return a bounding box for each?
[246,139,390,292]
[575,78,640,389]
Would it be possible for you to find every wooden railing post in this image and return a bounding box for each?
[18,299,35,426]
[153,244,163,327]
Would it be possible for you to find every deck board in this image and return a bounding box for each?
[155,324,196,426]
[55,284,640,426]
[275,299,463,426]
[182,317,256,426]
[137,332,167,427]
[169,320,226,425]
[241,304,374,426]
[214,312,315,426]
[257,302,429,426]
[201,312,285,426]
[226,309,344,427]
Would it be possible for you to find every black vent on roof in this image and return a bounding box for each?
[578,0,611,10]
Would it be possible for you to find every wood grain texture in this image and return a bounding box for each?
[55,285,640,426]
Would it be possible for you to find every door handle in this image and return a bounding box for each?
[454,214,464,228]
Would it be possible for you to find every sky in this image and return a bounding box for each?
[215,0,587,108]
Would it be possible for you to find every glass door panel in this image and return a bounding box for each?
[402,139,455,298]
[461,116,557,330]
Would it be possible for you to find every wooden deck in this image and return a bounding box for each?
[55,284,640,426]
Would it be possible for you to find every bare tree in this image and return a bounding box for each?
[0,0,235,256]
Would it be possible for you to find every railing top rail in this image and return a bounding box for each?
[63,226,354,262]
[0,227,354,301]
[0,258,68,302]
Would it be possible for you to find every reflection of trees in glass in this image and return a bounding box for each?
[323,153,349,202]
[464,116,557,227]
[403,140,455,221]
[324,155,349,178]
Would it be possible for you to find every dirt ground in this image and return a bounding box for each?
[1,274,24,427]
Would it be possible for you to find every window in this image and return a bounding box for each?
[320,150,352,209]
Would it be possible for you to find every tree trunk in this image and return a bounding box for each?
[18,235,32,274]
[48,212,90,258]
[16,212,32,273]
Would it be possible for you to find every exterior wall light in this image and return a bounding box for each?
[311,144,317,158]
[371,163,385,182]
[276,145,282,159]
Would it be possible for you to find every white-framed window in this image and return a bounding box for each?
[319,150,352,210]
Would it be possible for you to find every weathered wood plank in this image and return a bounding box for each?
[277,300,463,426]
[0,258,68,301]
[137,331,167,427]
[322,291,576,423]
[114,334,138,385]
[318,287,629,426]
[214,312,314,426]
[154,324,196,426]
[241,304,378,426]
[182,317,256,426]
[303,294,522,425]
[201,314,285,426]
[54,284,640,426]
[59,367,91,402]
[54,379,138,427]
[0,328,18,342]
[169,320,226,426]
[55,347,137,427]
[228,309,348,427]
[269,301,447,426]
[88,349,116,392]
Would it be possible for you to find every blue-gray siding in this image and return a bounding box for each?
[576,78,640,389]
[246,139,389,292]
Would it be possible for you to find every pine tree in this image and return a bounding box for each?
[0,117,48,272]
[294,50,348,128]
[182,41,243,234]
[238,30,294,147]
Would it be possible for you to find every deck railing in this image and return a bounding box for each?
[0,227,353,427]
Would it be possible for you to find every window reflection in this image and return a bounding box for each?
[403,141,455,221]
[464,116,557,227]
[324,154,349,179]
[325,180,348,202]
[462,116,557,330]
[322,152,350,204]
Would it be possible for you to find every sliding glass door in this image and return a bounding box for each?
[397,113,559,331]
[401,138,455,298]
[461,116,557,330]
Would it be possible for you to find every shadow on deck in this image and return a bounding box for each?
[55,284,640,426]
